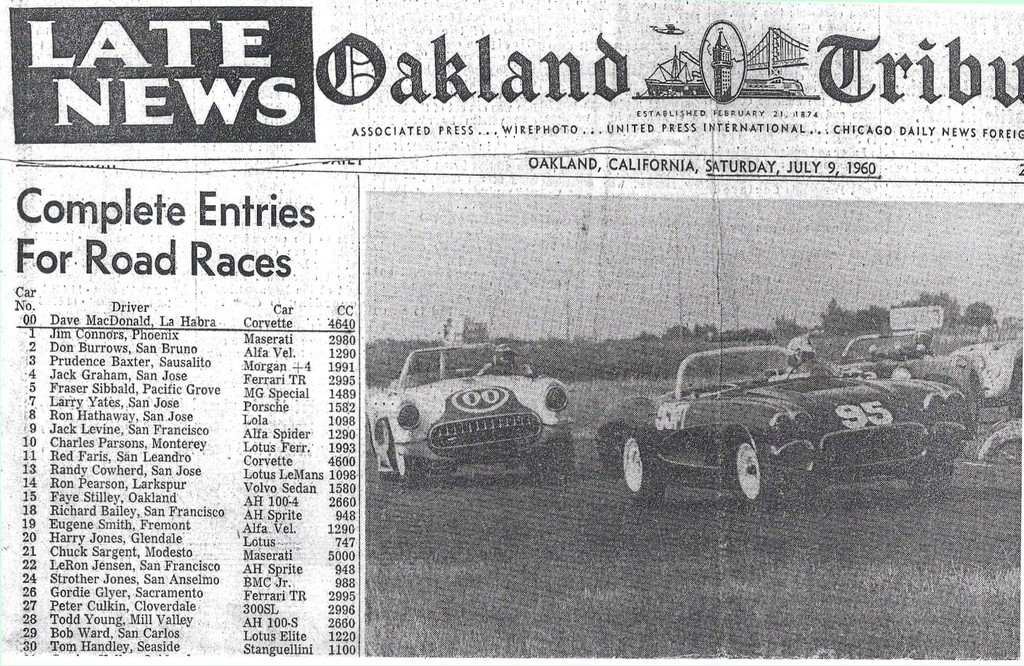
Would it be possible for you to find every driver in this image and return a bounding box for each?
[478,344,532,376]
[786,329,818,368]
[913,331,934,358]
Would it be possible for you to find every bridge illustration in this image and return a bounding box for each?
[746,28,811,78]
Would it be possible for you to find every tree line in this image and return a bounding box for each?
[367,292,1006,385]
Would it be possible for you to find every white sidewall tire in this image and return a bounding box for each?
[736,442,762,500]
[623,437,644,494]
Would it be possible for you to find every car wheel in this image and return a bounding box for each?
[395,450,428,481]
[622,433,665,505]
[375,420,427,485]
[596,424,625,478]
[373,419,401,484]
[986,438,1022,464]
[734,442,764,501]
[731,442,781,507]
[792,467,827,503]
[599,442,623,478]
[978,420,1022,463]
[378,442,407,484]
[771,470,823,509]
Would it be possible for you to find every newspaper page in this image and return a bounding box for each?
[0,0,1020,661]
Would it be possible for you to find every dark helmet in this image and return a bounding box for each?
[493,344,515,366]
[914,331,934,355]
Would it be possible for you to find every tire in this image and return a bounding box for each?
[599,443,623,478]
[382,448,428,485]
[730,441,781,508]
[378,442,408,483]
[397,455,429,484]
[622,432,665,505]
[985,437,1022,464]
[374,419,401,483]
[978,418,1023,463]
[791,469,826,504]
[374,419,428,484]
[734,442,763,502]
[597,425,625,478]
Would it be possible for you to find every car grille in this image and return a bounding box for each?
[429,413,542,451]
[820,422,927,468]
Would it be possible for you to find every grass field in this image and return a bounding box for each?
[366,380,1021,658]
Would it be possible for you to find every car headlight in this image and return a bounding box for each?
[397,403,420,430]
[769,439,814,457]
[923,392,945,412]
[930,391,966,421]
[771,410,811,441]
[545,384,569,412]
[769,411,794,430]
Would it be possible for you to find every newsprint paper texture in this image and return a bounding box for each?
[0,0,1021,661]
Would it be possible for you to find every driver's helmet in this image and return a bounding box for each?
[868,343,880,358]
[914,331,934,354]
[493,344,516,370]
[794,347,816,366]
[787,333,816,366]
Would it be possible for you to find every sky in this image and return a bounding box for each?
[365,193,1021,341]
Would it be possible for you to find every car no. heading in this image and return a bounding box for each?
[597,345,972,506]
[367,344,573,482]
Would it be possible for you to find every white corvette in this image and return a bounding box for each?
[367,344,573,482]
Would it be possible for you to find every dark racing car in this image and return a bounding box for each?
[597,345,972,506]
[837,332,1022,431]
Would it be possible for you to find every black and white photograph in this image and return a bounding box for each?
[365,192,1021,658]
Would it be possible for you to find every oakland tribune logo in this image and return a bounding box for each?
[638,20,819,102]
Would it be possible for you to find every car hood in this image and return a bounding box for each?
[375,374,565,437]
[403,375,544,408]
[674,373,960,434]
[719,376,929,430]
[743,375,902,409]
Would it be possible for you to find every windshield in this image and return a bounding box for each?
[678,346,832,393]
[843,334,930,362]
[400,346,534,388]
